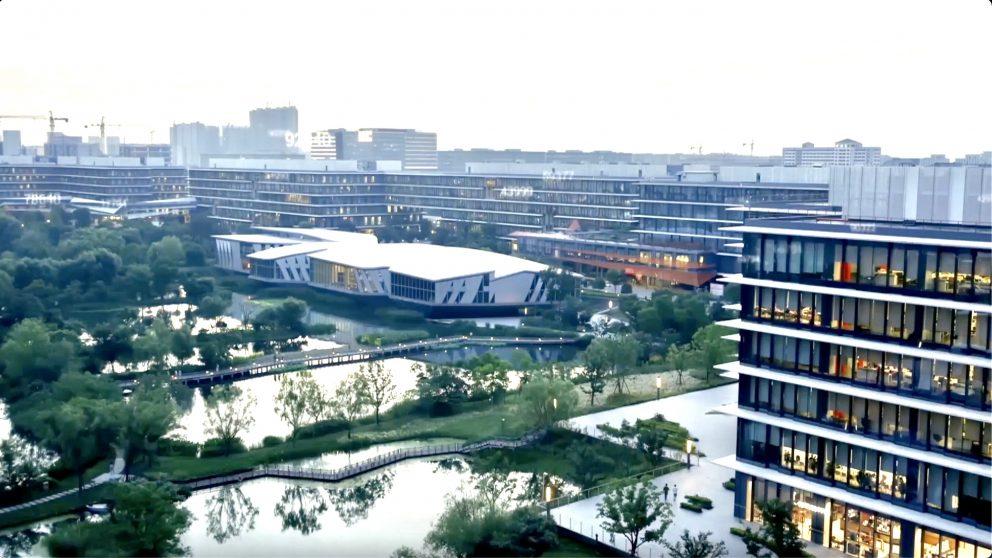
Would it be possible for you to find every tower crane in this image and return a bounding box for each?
[84,116,123,155]
[0,111,69,134]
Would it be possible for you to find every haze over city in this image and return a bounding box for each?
[1,0,989,156]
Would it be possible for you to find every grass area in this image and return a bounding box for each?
[547,534,621,557]
[473,429,667,488]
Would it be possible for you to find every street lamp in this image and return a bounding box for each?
[545,484,553,517]
[655,376,661,400]
[685,438,694,468]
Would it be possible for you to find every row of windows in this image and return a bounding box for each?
[739,375,990,462]
[744,476,991,558]
[745,286,992,355]
[743,330,992,410]
[739,420,991,527]
[390,272,435,302]
[744,235,992,301]
[640,184,827,203]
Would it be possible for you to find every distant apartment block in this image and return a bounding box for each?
[2,130,22,156]
[118,143,171,165]
[309,128,438,170]
[783,139,882,167]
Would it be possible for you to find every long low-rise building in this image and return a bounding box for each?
[215,228,550,317]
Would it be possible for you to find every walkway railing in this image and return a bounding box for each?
[546,460,683,509]
[0,479,107,517]
[178,429,547,491]
[167,335,580,387]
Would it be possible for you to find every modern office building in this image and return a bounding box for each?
[0,160,192,219]
[310,128,438,170]
[248,106,298,154]
[829,166,992,226]
[215,227,549,317]
[43,132,101,159]
[170,122,221,167]
[962,152,991,167]
[783,139,882,167]
[715,216,992,558]
[118,143,171,165]
[188,167,414,230]
[634,170,830,272]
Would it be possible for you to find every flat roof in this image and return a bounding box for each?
[212,233,301,245]
[310,242,547,281]
[729,217,992,248]
[252,226,378,243]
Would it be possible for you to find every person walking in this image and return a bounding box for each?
[662,483,670,501]
[673,484,679,503]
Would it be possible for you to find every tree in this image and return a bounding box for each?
[0,435,55,506]
[170,326,196,363]
[274,485,328,535]
[426,494,558,558]
[333,371,369,438]
[204,386,255,456]
[71,207,92,228]
[598,414,689,466]
[665,343,693,386]
[197,335,232,371]
[414,363,469,416]
[519,372,578,429]
[147,236,185,294]
[582,335,639,396]
[115,380,179,480]
[691,324,734,384]
[605,269,625,291]
[0,319,77,399]
[274,370,327,438]
[663,530,729,558]
[197,294,230,318]
[109,481,192,556]
[465,353,510,404]
[597,482,673,556]
[38,396,119,494]
[357,360,396,426]
[565,440,616,488]
[252,297,307,335]
[579,342,610,406]
[740,500,807,558]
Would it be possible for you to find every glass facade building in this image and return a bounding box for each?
[719,217,992,558]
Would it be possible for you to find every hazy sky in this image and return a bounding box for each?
[0,0,988,157]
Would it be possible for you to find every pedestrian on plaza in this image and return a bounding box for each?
[662,483,670,501]
[673,484,679,503]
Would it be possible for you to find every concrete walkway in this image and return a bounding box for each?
[557,384,746,557]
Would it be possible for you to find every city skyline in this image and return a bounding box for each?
[0,0,989,157]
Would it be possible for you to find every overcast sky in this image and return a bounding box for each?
[0,0,988,157]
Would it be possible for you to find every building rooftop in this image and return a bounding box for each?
[252,226,378,244]
[246,242,336,261]
[727,217,992,249]
[212,233,301,245]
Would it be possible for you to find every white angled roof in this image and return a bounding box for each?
[252,226,379,244]
[247,242,335,261]
[213,233,301,245]
[310,242,547,281]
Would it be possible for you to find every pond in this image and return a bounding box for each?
[3,454,577,558]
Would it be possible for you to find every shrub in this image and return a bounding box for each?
[294,418,349,439]
[723,478,736,491]
[157,437,199,457]
[686,494,713,509]
[262,435,284,448]
[620,283,633,294]
[680,501,703,513]
[357,329,430,346]
[306,323,337,335]
[200,437,246,458]
[730,526,748,538]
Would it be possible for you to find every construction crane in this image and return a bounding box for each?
[742,140,754,156]
[0,111,69,134]
[84,116,123,154]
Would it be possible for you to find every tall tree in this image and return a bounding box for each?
[582,335,639,396]
[0,435,55,506]
[690,324,734,384]
[204,386,255,456]
[0,319,77,399]
[414,363,469,416]
[741,499,807,558]
[332,371,370,438]
[356,360,396,426]
[519,372,578,429]
[274,370,327,438]
[38,397,119,494]
[663,530,729,558]
[580,342,611,405]
[108,481,192,557]
[597,482,673,556]
[115,380,179,480]
[465,353,510,404]
[665,343,693,386]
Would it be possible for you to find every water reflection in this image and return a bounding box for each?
[327,471,394,526]
[0,527,44,558]
[274,485,328,535]
[204,486,259,543]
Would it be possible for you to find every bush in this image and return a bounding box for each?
[294,418,349,439]
[730,527,748,538]
[723,478,736,491]
[592,278,606,289]
[157,437,199,457]
[262,435,284,448]
[680,501,703,513]
[306,323,337,335]
[686,494,713,509]
[357,329,430,346]
[620,283,633,294]
[200,437,247,458]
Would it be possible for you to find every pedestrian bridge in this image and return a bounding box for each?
[171,335,580,387]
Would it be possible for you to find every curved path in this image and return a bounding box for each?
[177,430,546,491]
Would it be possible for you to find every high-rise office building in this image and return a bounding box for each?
[118,143,171,165]
[783,139,882,167]
[310,128,438,170]
[2,130,22,156]
[170,122,221,167]
[715,168,992,558]
[249,106,298,153]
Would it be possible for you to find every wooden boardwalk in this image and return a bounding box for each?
[178,431,546,491]
[172,335,578,387]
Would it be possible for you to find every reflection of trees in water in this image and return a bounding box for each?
[0,528,43,558]
[204,485,259,543]
[433,457,467,474]
[327,471,394,526]
[275,484,328,535]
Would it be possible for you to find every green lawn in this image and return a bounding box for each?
[546,535,621,557]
